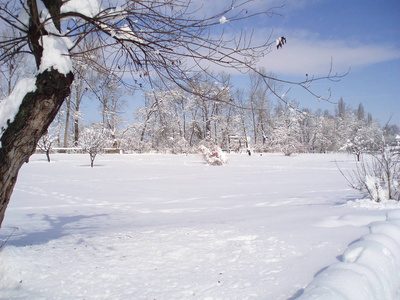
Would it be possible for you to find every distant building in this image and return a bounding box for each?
[227,135,250,152]
[396,135,400,147]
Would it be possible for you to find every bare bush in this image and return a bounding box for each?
[338,148,400,202]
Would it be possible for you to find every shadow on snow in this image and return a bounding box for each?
[2,213,108,247]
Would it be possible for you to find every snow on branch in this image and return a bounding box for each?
[0,77,36,141]
[39,35,73,75]
[60,0,102,18]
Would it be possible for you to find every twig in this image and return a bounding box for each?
[0,227,18,249]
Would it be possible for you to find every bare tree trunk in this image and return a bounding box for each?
[74,116,79,147]
[63,96,71,147]
[0,69,73,227]
[90,153,96,168]
[45,149,51,163]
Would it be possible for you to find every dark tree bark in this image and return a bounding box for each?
[0,69,73,226]
[0,0,75,227]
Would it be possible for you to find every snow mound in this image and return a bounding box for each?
[342,198,400,210]
[298,209,400,300]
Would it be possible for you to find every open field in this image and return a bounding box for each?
[1,153,399,299]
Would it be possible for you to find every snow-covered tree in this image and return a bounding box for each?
[270,103,304,156]
[79,125,107,168]
[335,100,383,160]
[341,120,382,161]
[383,124,400,147]
[247,70,274,149]
[37,133,56,162]
[69,47,94,147]
[137,75,237,152]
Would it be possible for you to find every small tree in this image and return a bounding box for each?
[79,125,107,168]
[37,133,55,162]
[340,115,382,161]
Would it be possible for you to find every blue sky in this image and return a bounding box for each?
[232,0,400,125]
[81,0,400,127]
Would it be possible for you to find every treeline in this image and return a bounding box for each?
[1,36,397,157]
[47,73,398,156]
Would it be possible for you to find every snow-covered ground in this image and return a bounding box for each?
[1,153,399,299]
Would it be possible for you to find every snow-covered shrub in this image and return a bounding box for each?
[198,144,228,166]
[170,137,190,154]
[339,148,400,202]
[278,142,304,156]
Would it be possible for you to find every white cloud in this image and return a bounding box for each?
[257,34,400,77]
[188,0,282,19]
[187,1,400,77]
[191,24,400,79]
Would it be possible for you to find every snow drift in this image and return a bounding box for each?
[298,209,400,300]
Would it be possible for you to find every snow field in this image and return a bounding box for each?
[0,153,399,299]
